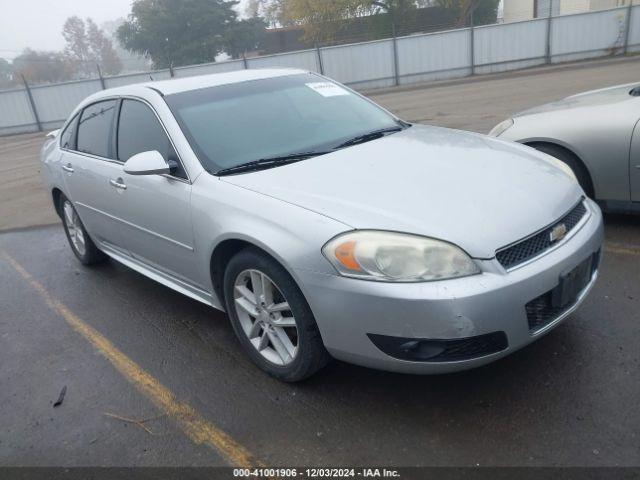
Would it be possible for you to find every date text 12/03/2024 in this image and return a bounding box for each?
[233,468,401,478]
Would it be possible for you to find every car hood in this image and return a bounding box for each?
[221,125,582,258]
[515,82,639,117]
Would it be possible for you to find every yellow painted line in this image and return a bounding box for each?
[1,250,260,468]
[604,244,640,257]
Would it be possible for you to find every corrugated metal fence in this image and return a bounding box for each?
[1,4,638,136]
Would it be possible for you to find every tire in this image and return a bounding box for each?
[59,193,107,265]
[530,143,594,198]
[223,247,331,382]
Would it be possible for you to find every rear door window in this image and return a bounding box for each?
[76,100,117,158]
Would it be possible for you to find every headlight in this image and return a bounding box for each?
[488,118,514,137]
[322,231,480,282]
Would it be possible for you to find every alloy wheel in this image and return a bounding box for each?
[233,269,298,366]
[63,200,86,256]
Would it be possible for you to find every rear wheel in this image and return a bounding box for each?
[530,143,594,198]
[59,194,107,265]
[223,247,330,382]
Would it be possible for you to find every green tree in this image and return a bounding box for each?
[249,0,441,43]
[224,17,268,59]
[12,49,74,85]
[63,16,123,77]
[117,0,239,69]
[435,0,499,26]
[0,58,14,89]
[250,0,497,42]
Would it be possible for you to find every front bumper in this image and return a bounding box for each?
[295,198,604,374]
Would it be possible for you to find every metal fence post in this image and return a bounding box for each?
[21,74,42,132]
[546,0,554,63]
[315,43,325,75]
[623,0,633,54]
[391,19,400,86]
[96,64,106,89]
[470,5,475,75]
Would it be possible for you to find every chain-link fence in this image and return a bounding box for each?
[1,1,639,135]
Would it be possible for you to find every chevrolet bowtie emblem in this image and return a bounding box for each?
[549,223,568,243]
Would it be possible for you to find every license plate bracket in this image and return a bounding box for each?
[551,255,594,308]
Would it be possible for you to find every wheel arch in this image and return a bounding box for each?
[51,187,65,218]
[209,236,300,310]
[523,140,596,198]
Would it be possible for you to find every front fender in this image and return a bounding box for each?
[190,175,350,307]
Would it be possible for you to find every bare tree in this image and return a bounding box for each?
[12,49,74,85]
[0,58,15,88]
[63,16,122,77]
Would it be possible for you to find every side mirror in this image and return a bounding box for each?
[123,150,170,176]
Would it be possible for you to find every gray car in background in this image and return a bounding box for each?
[490,83,640,213]
[40,69,603,381]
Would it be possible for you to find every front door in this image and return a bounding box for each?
[113,98,199,286]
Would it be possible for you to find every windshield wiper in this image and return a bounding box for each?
[216,151,330,176]
[335,125,406,149]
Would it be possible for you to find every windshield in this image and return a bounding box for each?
[165,73,402,173]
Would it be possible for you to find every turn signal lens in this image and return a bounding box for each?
[334,240,361,271]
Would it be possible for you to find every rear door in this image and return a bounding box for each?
[114,98,199,286]
[60,99,128,253]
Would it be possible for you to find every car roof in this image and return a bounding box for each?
[95,68,310,100]
[147,67,309,95]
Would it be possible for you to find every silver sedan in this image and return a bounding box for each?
[40,69,603,381]
[490,82,640,213]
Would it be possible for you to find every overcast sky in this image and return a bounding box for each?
[0,0,248,60]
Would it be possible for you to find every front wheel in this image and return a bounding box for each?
[60,194,107,265]
[223,248,330,382]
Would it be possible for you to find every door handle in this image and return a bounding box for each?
[62,164,74,173]
[109,178,127,190]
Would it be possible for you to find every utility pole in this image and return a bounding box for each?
[96,64,106,89]
[315,43,325,75]
[21,74,42,132]
[545,0,554,63]
[470,1,476,75]
[372,0,399,86]
[623,0,633,54]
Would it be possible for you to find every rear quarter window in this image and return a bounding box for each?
[60,115,78,150]
[76,100,117,158]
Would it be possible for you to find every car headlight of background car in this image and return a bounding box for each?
[488,118,514,137]
[322,230,480,282]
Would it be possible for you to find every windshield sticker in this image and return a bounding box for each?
[306,82,351,97]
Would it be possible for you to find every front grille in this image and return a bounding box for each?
[525,250,600,333]
[429,332,508,361]
[367,331,508,362]
[525,293,569,332]
[496,200,587,270]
